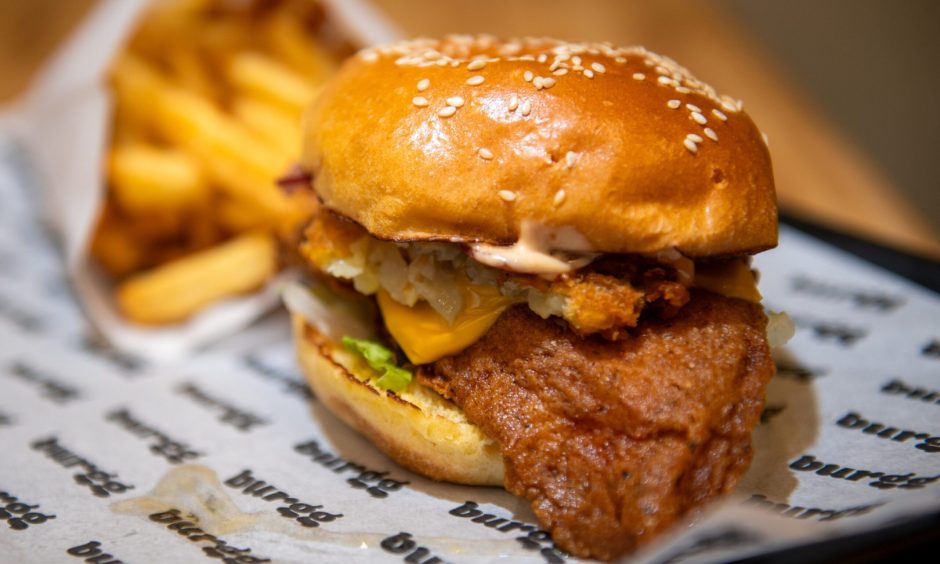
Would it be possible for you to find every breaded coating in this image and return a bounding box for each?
[420,291,773,560]
[549,267,689,338]
[298,206,368,270]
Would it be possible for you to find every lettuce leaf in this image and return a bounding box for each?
[341,336,412,392]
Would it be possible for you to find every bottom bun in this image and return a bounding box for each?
[292,314,504,485]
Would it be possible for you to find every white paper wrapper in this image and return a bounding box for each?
[1,141,939,562]
[0,0,400,363]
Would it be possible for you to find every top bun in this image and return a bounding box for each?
[302,36,777,258]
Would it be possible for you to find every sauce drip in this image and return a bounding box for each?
[470,221,596,275]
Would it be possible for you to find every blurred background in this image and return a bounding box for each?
[1,0,938,258]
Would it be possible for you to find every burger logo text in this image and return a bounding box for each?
[224,469,343,529]
[293,439,408,498]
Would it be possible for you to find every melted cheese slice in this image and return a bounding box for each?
[379,259,760,365]
[377,282,516,365]
[693,260,762,302]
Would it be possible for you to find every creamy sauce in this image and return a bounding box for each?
[111,465,264,536]
[470,221,596,275]
[111,464,523,557]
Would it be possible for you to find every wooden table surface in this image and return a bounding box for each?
[2,0,938,258]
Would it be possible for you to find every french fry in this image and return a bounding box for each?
[166,47,220,102]
[117,232,277,324]
[185,136,292,223]
[113,53,295,224]
[226,52,320,116]
[115,71,293,221]
[125,209,188,245]
[128,0,215,59]
[108,144,207,214]
[197,18,255,67]
[95,0,340,324]
[113,53,283,180]
[154,0,217,17]
[217,197,271,233]
[109,108,147,145]
[263,9,336,83]
[156,85,286,179]
[90,208,147,277]
[186,201,225,251]
[110,53,168,133]
[232,97,300,160]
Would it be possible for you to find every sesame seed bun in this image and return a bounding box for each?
[292,314,505,486]
[302,36,777,257]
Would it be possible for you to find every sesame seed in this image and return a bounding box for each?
[554,189,566,206]
[691,112,707,125]
[572,56,582,65]
[521,100,532,116]
[583,69,595,78]
[417,78,430,91]
[412,96,429,107]
[565,151,578,167]
[657,75,672,85]
[712,109,728,121]
[498,190,517,202]
[675,86,691,94]
[478,147,494,160]
[633,72,646,80]
[467,59,487,71]
[508,95,519,111]
[685,103,702,113]
[591,62,606,73]
[362,51,379,63]
[667,99,681,109]
[542,77,556,89]
[446,96,465,107]
[533,76,544,89]
[686,133,704,143]
[703,127,718,141]
[438,105,457,117]
[549,60,562,71]
[721,100,738,113]
[615,57,627,64]
[524,70,534,82]
[553,68,569,76]
[466,75,485,86]
[537,53,548,63]
[683,138,699,154]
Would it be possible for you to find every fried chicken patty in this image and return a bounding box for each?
[419,291,773,560]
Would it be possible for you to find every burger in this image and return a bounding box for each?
[282,35,788,560]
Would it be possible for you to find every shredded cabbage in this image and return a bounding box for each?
[322,237,570,325]
[281,280,374,341]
